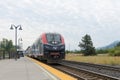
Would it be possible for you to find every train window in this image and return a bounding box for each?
[46,34,61,43]
[54,34,61,42]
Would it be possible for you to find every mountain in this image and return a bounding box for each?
[98,41,120,50]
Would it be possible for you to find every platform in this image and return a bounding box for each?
[0,57,59,80]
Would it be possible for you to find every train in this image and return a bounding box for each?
[26,32,65,63]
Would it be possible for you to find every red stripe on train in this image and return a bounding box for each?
[41,33,47,44]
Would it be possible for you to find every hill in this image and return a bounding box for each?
[99,41,120,50]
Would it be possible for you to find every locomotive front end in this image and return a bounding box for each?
[43,33,65,63]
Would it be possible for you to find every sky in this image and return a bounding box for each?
[0,0,120,50]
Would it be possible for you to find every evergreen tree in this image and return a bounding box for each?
[78,34,96,56]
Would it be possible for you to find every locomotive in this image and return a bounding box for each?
[27,32,65,63]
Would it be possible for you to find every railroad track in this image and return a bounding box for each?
[50,60,120,80]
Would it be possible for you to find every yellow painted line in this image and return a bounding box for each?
[28,57,77,80]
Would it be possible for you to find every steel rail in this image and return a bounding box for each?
[52,60,120,80]
[62,60,120,72]
[61,60,120,78]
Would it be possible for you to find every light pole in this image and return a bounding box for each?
[18,38,22,50]
[10,24,22,60]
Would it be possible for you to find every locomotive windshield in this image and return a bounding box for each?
[46,33,61,44]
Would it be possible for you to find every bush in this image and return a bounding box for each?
[114,50,120,56]
[108,47,120,56]
[109,49,115,53]
[109,50,120,56]
[96,49,108,54]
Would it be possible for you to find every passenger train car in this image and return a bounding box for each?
[27,33,65,63]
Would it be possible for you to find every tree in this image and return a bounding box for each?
[0,38,15,58]
[78,34,96,56]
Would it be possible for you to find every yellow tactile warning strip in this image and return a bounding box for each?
[28,57,77,80]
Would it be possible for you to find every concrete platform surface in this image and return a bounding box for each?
[0,57,59,80]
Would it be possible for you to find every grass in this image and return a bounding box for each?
[65,53,120,65]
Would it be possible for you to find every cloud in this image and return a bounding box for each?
[0,0,120,50]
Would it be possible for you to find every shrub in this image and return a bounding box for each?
[114,50,120,56]
[96,49,108,54]
[109,50,120,56]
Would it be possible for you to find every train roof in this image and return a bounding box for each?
[41,32,61,36]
